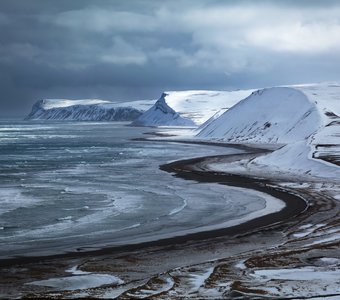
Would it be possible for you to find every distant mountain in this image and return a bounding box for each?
[25,99,152,121]
[26,89,255,125]
[131,93,195,127]
[159,89,254,125]
[132,89,254,127]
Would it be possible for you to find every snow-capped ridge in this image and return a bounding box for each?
[164,89,255,125]
[131,92,195,127]
[36,99,110,110]
[26,99,146,121]
[27,89,255,126]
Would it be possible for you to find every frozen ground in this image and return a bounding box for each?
[28,266,123,291]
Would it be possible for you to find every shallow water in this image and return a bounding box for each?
[0,121,270,259]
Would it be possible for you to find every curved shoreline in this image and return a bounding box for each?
[160,153,308,231]
[0,151,308,268]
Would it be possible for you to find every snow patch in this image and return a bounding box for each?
[251,266,340,281]
[27,265,123,291]
[187,267,214,293]
[293,223,325,238]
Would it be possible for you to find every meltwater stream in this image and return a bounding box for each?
[0,121,272,259]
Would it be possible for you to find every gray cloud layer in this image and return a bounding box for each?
[1,0,340,117]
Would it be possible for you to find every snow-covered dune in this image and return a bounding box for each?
[25,99,152,121]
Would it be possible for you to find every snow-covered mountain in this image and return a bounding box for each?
[132,89,254,127]
[131,93,195,127]
[26,89,255,125]
[25,99,153,121]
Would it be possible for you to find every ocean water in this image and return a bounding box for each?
[0,121,268,259]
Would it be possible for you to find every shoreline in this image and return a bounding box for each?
[0,151,308,268]
[133,135,275,153]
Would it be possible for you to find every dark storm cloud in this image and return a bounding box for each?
[0,0,340,117]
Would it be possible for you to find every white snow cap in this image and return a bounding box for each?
[38,99,110,109]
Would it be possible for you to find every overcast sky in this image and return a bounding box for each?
[1,0,340,117]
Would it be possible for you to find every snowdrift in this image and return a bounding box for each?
[25,99,150,121]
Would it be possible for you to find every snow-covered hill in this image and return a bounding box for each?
[197,87,321,144]
[132,89,254,127]
[164,90,254,125]
[196,83,340,178]
[131,93,195,127]
[25,99,153,121]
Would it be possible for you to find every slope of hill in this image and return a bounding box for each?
[196,83,340,178]
[197,87,321,144]
[164,89,254,125]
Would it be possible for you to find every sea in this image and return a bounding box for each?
[0,121,268,259]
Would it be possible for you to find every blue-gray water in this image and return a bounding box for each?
[0,121,266,259]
